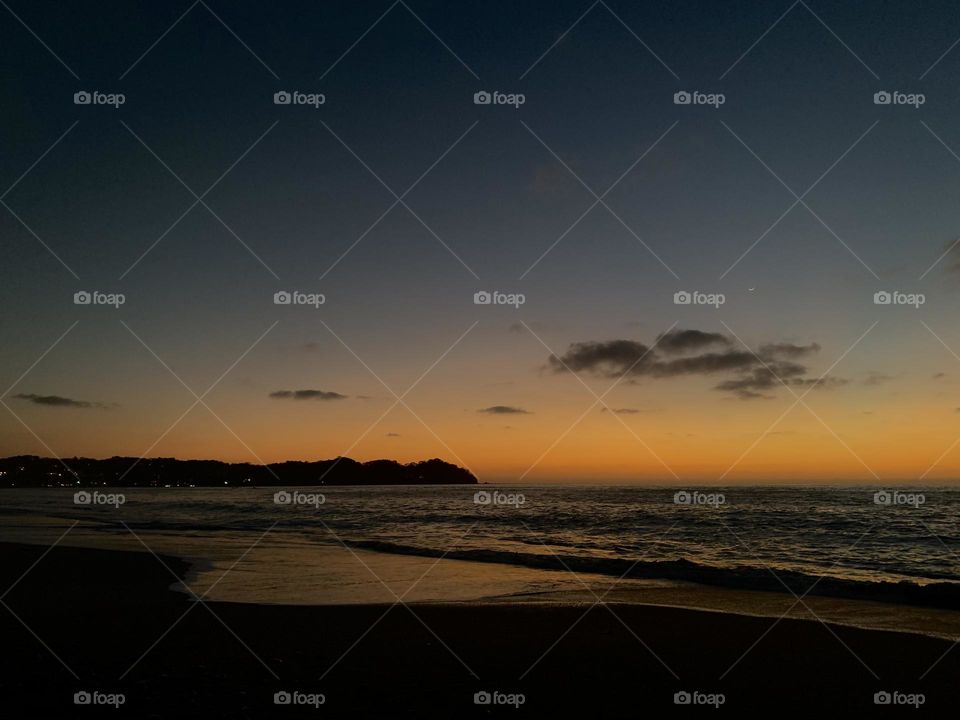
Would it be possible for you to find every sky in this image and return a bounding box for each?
[3,0,960,482]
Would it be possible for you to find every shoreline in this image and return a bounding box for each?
[1,541,958,715]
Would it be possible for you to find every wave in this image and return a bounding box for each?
[347,539,960,610]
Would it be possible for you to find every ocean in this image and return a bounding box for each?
[1,485,958,615]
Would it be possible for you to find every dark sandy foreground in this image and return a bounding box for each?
[0,542,956,717]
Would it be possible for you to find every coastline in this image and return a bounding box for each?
[1,541,956,715]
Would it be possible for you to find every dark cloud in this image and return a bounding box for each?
[385,432,401,437]
[601,407,640,415]
[270,390,348,401]
[478,405,531,415]
[757,342,820,359]
[547,329,840,400]
[509,321,547,333]
[863,372,895,386]
[12,393,109,409]
[549,340,653,375]
[940,238,960,274]
[933,372,946,380]
[655,329,731,355]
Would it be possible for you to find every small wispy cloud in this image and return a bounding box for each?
[269,390,347,401]
[478,405,531,415]
[13,393,111,409]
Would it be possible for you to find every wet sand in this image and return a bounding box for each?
[0,542,955,716]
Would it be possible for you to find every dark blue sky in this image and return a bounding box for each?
[3,1,960,480]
